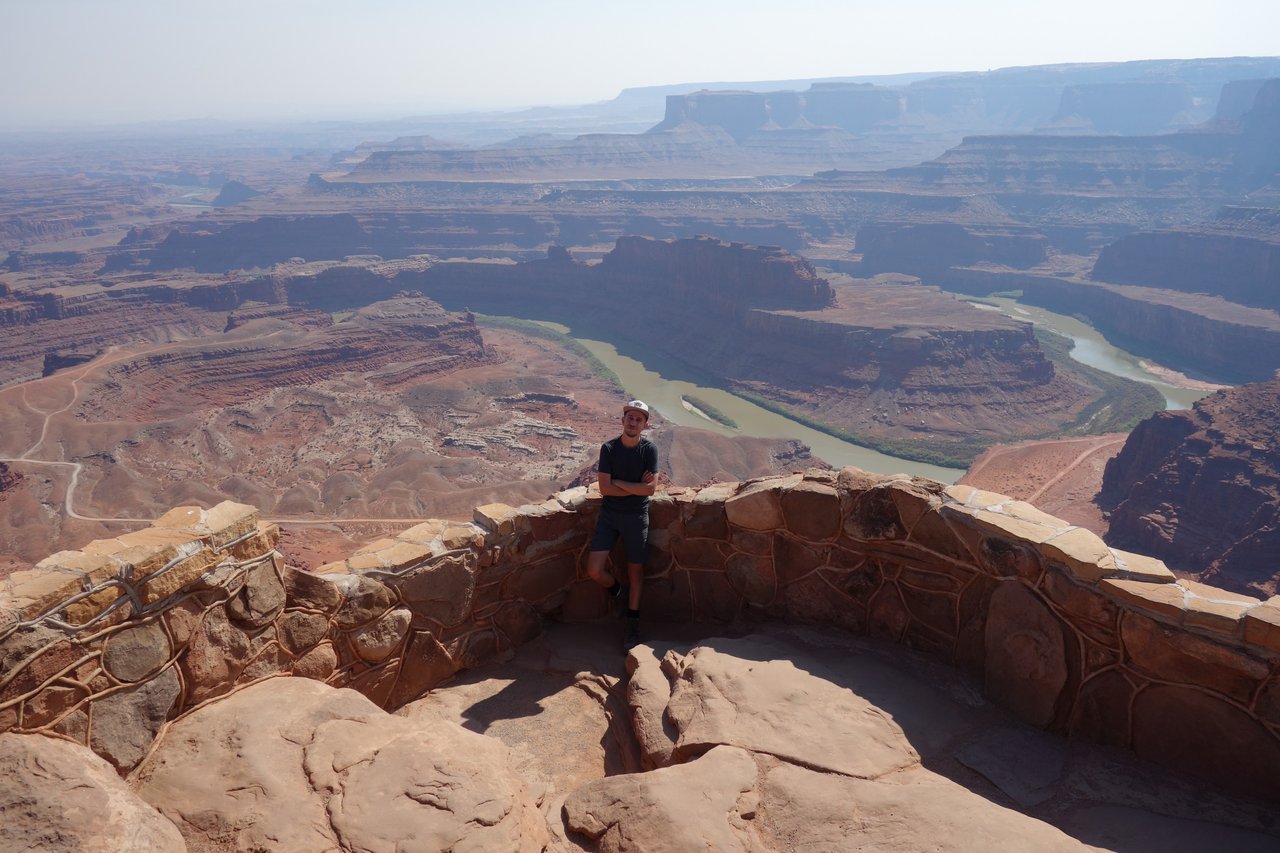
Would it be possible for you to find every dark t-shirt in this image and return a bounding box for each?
[598,436,658,514]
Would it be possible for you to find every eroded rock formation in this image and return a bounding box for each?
[1101,377,1280,596]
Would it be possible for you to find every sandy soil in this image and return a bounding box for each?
[958,434,1128,535]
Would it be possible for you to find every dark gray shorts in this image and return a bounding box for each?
[590,506,649,564]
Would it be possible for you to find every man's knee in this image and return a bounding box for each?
[585,551,610,582]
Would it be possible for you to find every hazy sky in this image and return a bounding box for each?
[3,0,1278,127]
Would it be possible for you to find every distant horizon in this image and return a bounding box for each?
[5,0,1279,129]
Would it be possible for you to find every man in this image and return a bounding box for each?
[586,399,659,651]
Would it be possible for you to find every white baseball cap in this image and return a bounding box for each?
[623,399,650,418]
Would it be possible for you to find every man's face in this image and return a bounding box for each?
[621,410,648,436]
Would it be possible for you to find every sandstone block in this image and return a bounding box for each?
[227,522,280,561]
[837,466,892,495]
[333,575,396,630]
[205,500,260,549]
[152,505,205,531]
[984,582,1067,728]
[1003,500,1070,528]
[35,549,118,588]
[293,642,339,681]
[725,552,777,606]
[1120,611,1269,703]
[102,620,171,683]
[353,537,400,555]
[473,502,518,537]
[226,558,286,627]
[1110,548,1176,582]
[1244,597,1280,652]
[280,610,331,653]
[726,482,785,531]
[1100,578,1187,621]
[351,607,412,663]
[781,480,840,541]
[116,527,201,552]
[492,601,541,647]
[397,555,475,626]
[396,519,447,545]
[501,553,576,605]
[345,551,386,572]
[241,643,291,683]
[1041,527,1117,583]
[109,542,179,582]
[441,524,483,550]
[1181,580,1260,637]
[688,569,741,622]
[62,585,125,627]
[1067,670,1134,748]
[945,484,1011,509]
[81,537,128,556]
[375,540,436,573]
[979,535,1045,583]
[672,535,730,572]
[283,565,343,612]
[88,666,180,773]
[972,509,1058,545]
[844,485,907,541]
[388,630,456,707]
[554,485,589,509]
[140,548,221,605]
[5,568,83,621]
[1041,571,1119,647]
[180,607,251,706]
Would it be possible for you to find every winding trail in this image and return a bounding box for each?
[962,435,1126,504]
[1025,437,1126,504]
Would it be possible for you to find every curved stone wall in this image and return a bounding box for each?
[2,468,1279,799]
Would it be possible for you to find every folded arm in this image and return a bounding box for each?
[598,470,656,497]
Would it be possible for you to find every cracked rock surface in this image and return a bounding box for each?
[8,621,1280,851]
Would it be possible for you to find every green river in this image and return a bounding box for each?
[531,300,1225,486]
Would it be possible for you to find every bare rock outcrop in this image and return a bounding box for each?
[129,677,547,852]
[0,732,185,852]
[1101,377,1280,596]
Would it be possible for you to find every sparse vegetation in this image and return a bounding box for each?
[1032,328,1164,435]
[728,389,985,468]
[683,395,738,429]
[474,313,624,390]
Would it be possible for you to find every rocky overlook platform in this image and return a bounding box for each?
[3,468,1280,848]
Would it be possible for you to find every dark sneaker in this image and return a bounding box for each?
[623,619,641,652]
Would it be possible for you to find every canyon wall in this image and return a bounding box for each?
[4,469,1280,800]
[1101,378,1280,598]
[1091,229,1280,310]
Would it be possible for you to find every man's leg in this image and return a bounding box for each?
[585,549,615,588]
[626,562,643,610]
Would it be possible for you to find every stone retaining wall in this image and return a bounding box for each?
[3,468,1279,799]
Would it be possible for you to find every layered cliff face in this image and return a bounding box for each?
[1091,228,1280,310]
[598,234,834,310]
[856,222,1050,276]
[149,214,371,272]
[1101,377,1280,596]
